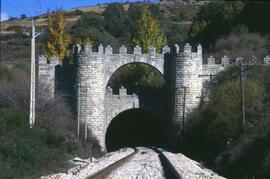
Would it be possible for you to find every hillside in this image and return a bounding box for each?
[0,1,200,35]
[0,1,201,66]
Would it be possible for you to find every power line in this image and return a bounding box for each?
[5,0,25,16]
[12,0,33,16]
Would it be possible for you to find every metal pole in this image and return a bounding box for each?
[240,61,245,128]
[209,74,213,97]
[182,86,186,133]
[77,85,80,139]
[30,19,36,128]
[85,122,88,141]
[85,87,88,140]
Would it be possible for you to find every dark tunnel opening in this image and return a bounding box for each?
[105,109,167,152]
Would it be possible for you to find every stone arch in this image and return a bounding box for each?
[104,61,167,128]
[104,56,166,87]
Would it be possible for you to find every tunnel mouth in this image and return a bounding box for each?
[105,109,166,152]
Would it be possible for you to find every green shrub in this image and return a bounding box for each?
[0,108,76,178]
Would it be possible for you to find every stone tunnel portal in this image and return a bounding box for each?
[105,62,168,151]
[105,109,167,152]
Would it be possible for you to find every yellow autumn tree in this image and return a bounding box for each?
[132,8,167,53]
[45,10,70,64]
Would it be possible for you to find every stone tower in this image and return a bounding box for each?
[38,55,58,98]
[76,44,106,149]
[172,43,203,135]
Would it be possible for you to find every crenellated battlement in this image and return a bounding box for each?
[105,86,136,97]
[38,55,59,65]
[76,44,171,56]
[203,55,270,67]
[173,43,202,56]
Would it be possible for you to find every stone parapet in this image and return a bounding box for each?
[105,86,139,128]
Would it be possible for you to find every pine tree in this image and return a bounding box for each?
[44,10,70,64]
[132,8,167,53]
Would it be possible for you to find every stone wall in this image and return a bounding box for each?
[105,86,139,128]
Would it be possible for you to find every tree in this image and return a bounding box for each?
[20,14,27,19]
[71,12,106,46]
[132,8,167,53]
[102,3,130,38]
[44,10,70,64]
[188,1,245,47]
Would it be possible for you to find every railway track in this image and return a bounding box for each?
[87,147,182,179]
[86,148,138,179]
[152,147,182,179]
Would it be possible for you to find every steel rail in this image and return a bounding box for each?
[151,147,182,179]
[86,148,138,179]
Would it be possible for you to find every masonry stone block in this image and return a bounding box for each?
[98,44,104,54]
[119,86,127,96]
[184,43,192,53]
[84,44,92,55]
[264,55,270,65]
[236,56,243,65]
[197,44,202,55]
[105,45,112,54]
[208,56,215,65]
[174,44,179,54]
[221,56,229,67]
[134,45,142,55]
[39,55,47,64]
[148,46,156,58]
[50,56,58,64]
[106,86,113,95]
[75,44,81,54]
[162,45,170,54]
[119,45,127,54]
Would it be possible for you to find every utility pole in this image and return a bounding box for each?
[24,19,43,128]
[239,59,246,128]
[182,86,187,133]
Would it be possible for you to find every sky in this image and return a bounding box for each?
[1,0,158,21]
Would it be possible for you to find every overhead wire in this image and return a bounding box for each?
[12,0,33,17]
[5,0,25,17]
